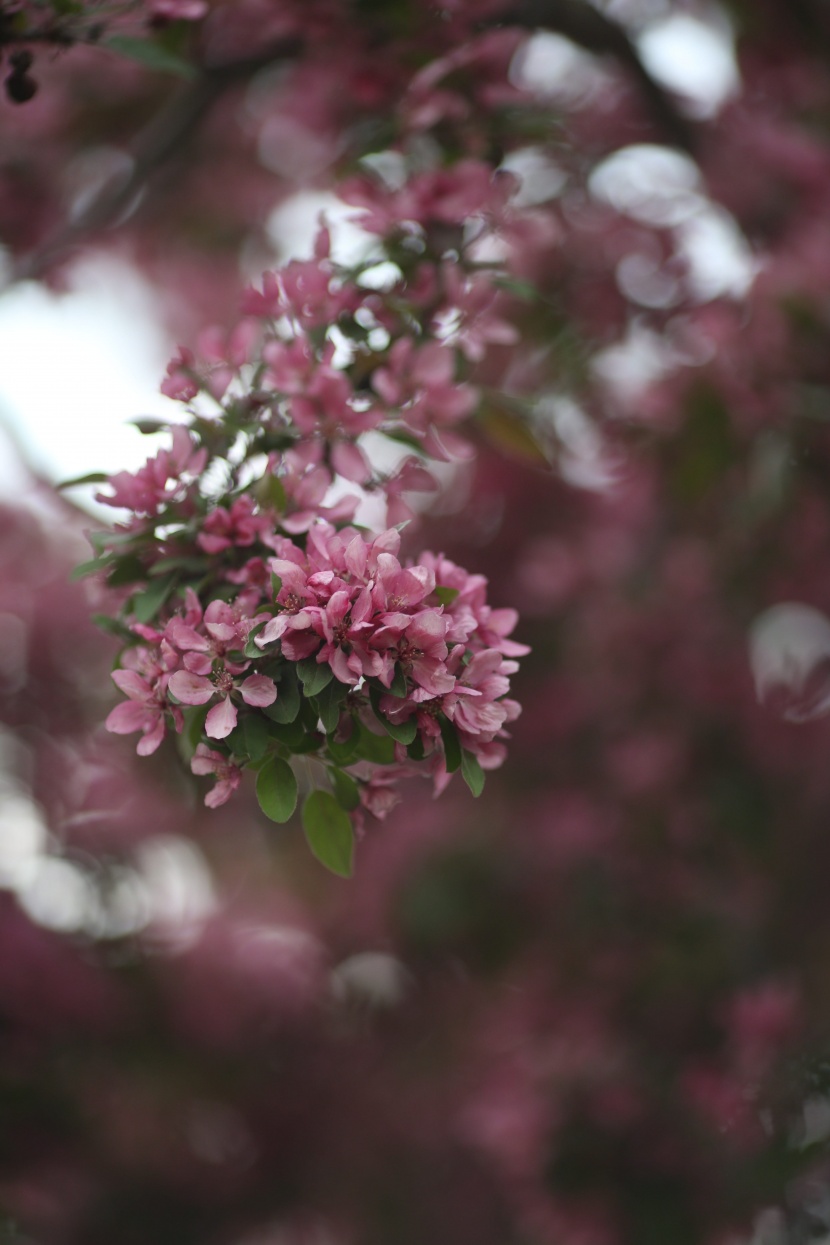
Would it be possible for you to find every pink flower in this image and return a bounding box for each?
[434,266,518,363]
[197,496,271,554]
[105,646,183,755]
[372,338,477,437]
[168,667,276,740]
[307,585,382,685]
[164,599,276,739]
[97,427,207,516]
[191,744,243,808]
[372,608,455,696]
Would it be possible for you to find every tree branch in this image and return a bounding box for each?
[483,0,697,154]
[9,35,303,286]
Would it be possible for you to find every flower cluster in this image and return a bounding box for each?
[99,510,525,872]
[77,159,534,873]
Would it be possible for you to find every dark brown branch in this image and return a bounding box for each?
[9,36,303,286]
[483,0,697,154]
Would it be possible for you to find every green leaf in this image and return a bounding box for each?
[262,715,306,749]
[355,723,396,765]
[105,35,197,78]
[492,275,539,301]
[461,750,485,797]
[267,666,301,723]
[479,404,550,468]
[243,713,270,763]
[148,556,206,577]
[131,417,170,435]
[388,664,408,698]
[439,716,462,774]
[107,554,147,589]
[297,657,334,697]
[70,555,112,581]
[406,733,426,761]
[330,768,360,812]
[91,613,134,642]
[369,685,417,744]
[313,678,348,735]
[270,572,283,599]
[243,621,268,659]
[434,585,460,607]
[178,705,209,764]
[57,471,109,490]
[256,757,298,823]
[265,475,287,515]
[302,791,354,877]
[132,575,176,624]
[326,722,361,767]
[89,528,136,551]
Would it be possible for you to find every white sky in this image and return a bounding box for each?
[0,257,178,506]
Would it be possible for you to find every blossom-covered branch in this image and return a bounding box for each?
[81,205,529,873]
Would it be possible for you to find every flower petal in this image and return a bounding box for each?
[169,670,215,705]
[239,675,277,707]
[205,695,237,739]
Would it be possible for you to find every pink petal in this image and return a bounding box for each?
[239,675,277,707]
[205,696,237,739]
[106,701,153,734]
[137,718,166,756]
[166,618,210,651]
[331,439,371,483]
[191,745,224,776]
[205,621,237,642]
[169,670,215,705]
[111,669,151,701]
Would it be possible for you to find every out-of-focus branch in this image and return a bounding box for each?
[483,0,697,154]
[10,35,303,286]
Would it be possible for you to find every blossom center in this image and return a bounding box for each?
[212,668,234,695]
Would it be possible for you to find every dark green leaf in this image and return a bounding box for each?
[178,705,209,764]
[262,715,305,748]
[57,472,109,490]
[434,585,460,607]
[326,722,361,767]
[89,528,136,551]
[388,664,408,698]
[313,678,348,735]
[297,657,334,697]
[439,716,462,773]
[302,790,354,877]
[132,574,176,624]
[267,666,301,722]
[71,555,112,581]
[148,556,206,577]
[256,757,298,823]
[265,475,287,515]
[330,768,360,812]
[355,723,396,765]
[243,620,268,659]
[131,417,170,435]
[406,733,426,761]
[243,713,270,763]
[369,685,417,744]
[461,750,485,797]
[106,35,197,78]
[107,554,146,588]
[91,613,134,642]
